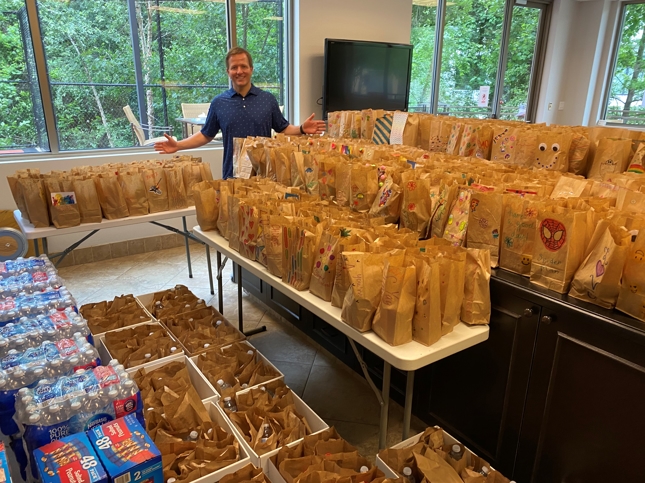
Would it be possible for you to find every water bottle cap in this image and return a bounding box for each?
[18,387,29,395]
[403,467,412,476]
[29,413,41,423]
[452,444,460,452]
[49,404,60,413]
[360,466,369,473]
[224,397,231,402]
[171,347,177,352]
[247,350,254,355]
[167,478,176,483]
[145,353,151,358]
[33,368,44,376]
[71,400,82,410]
[481,467,489,476]
[185,304,191,308]
[217,379,224,386]
[215,320,222,326]
[204,343,210,348]
[189,430,198,440]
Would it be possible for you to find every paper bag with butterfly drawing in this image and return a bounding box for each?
[530,205,587,293]
[141,166,169,213]
[616,230,645,322]
[569,220,631,309]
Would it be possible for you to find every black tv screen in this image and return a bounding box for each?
[322,39,413,117]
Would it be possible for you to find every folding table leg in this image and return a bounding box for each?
[403,371,414,440]
[380,362,391,450]
[216,251,224,314]
[33,239,40,256]
[205,245,214,295]
[182,216,193,278]
[236,263,266,337]
[42,238,48,255]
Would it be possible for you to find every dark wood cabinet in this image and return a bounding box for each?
[237,265,645,482]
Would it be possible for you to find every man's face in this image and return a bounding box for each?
[227,53,253,91]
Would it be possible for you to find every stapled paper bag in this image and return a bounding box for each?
[616,230,645,322]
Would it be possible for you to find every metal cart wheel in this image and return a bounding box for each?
[0,227,29,261]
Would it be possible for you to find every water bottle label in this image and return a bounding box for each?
[1,353,20,369]
[55,339,80,358]
[50,312,72,329]
[113,392,142,419]
[84,413,113,432]
[32,272,48,283]
[94,366,120,388]
[34,382,59,403]
[0,299,16,311]
[73,360,98,372]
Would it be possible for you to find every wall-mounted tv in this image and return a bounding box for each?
[322,38,413,118]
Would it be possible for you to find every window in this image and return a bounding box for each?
[604,2,645,125]
[409,1,437,112]
[0,0,287,155]
[0,0,49,153]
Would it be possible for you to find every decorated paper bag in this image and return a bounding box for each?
[461,249,491,325]
[549,175,589,199]
[428,118,453,153]
[499,195,542,275]
[335,162,352,207]
[466,185,503,266]
[361,109,375,140]
[400,173,432,237]
[529,130,573,171]
[309,230,341,302]
[458,123,493,159]
[429,182,458,239]
[291,152,306,189]
[490,125,519,164]
[118,173,149,216]
[141,166,169,213]
[372,111,392,145]
[282,222,320,291]
[616,188,645,214]
[411,256,442,346]
[351,111,362,139]
[267,215,291,277]
[369,178,402,224]
[73,177,103,224]
[627,142,645,174]
[327,111,342,138]
[275,148,292,186]
[44,177,81,228]
[372,256,416,346]
[445,122,464,155]
[338,111,353,138]
[164,164,189,210]
[303,154,319,196]
[217,185,231,238]
[340,252,386,332]
[265,147,278,181]
[318,158,337,201]
[513,128,539,167]
[616,230,645,322]
[228,195,242,252]
[193,180,219,231]
[94,174,129,220]
[350,165,379,212]
[530,205,588,293]
[587,138,632,179]
[331,236,367,308]
[569,220,631,308]
[442,188,472,247]
[239,201,259,261]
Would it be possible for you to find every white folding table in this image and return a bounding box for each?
[13,208,214,295]
[193,226,490,449]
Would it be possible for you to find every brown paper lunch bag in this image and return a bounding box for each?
[182,162,203,205]
[466,185,503,267]
[7,174,30,222]
[616,230,645,322]
[411,256,442,346]
[372,255,416,346]
[118,172,149,217]
[309,229,342,302]
[331,236,367,308]
[569,220,631,309]
[587,137,633,180]
[163,164,189,210]
[442,188,472,247]
[282,221,321,291]
[18,177,51,227]
[266,215,292,278]
[94,173,129,220]
[44,177,81,228]
[461,248,492,325]
[400,172,433,238]
[429,181,458,240]
[499,194,543,276]
[73,177,103,224]
[349,165,379,212]
[141,166,169,214]
[530,205,588,293]
[340,251,387,332]
[369,177,402,224]
[217,184,231,239]
[193,180,219,232]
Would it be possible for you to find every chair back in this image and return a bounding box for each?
[181,103,211,119]
[123,105,146,145]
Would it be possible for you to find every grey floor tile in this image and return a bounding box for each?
[270,360,313,397]
[249,325,318,365]
[313,346,340,367]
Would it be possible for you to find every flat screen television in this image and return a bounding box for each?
[322,39,413,118]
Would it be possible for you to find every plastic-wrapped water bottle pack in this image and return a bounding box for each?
[0,288,77,326]
[0,256,55,279]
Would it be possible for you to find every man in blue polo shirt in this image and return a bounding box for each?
[154,47,325,179]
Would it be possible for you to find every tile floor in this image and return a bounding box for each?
[59,243,426,460]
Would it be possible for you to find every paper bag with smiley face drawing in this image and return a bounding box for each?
[616,230,645,322]
[569,220,632,309]
[530,205,588,293]
[587,138,633,180]
[529,130,573,172]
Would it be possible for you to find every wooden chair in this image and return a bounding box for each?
[123,105,174,146]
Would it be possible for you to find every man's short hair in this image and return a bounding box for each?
[226,47,253,69]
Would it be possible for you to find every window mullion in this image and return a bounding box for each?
[430,0,446,115]
[25,0,59,153]
[491,0,514,119]
[127,0,149,128]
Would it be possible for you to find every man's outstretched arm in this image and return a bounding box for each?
[154,131,214,154]
[281,113,326,136]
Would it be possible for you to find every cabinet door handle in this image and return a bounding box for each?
[541,315,554,325]
[524,307,536,317]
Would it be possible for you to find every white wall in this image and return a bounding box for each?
[293,0,413,124]
[1,146,223,251]
[535,0,619,126]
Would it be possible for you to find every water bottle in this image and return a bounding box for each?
[217,379,231,391]
[402,466,415,483]
[260,423,272,443]
[185,430,198,442]
[480,466,490,477]
[449,444,463,461]
[222,397,237,412]
[359,466,369,473]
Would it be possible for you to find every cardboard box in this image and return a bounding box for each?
[0,442,12,483]
[34,433,107,483]
[88,415,162,483]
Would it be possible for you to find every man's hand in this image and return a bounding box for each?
[301,113,326,135]
[154,133,179,154]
